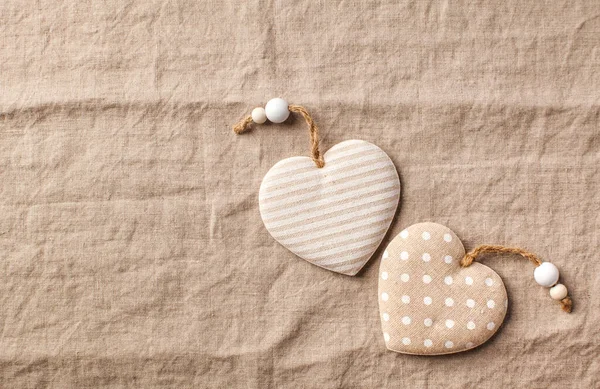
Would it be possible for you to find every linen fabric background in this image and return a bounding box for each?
[0,1,599,388]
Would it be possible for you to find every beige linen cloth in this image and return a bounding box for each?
[1,1,599,388]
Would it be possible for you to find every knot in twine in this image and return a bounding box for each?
[232,104,325,168]
[461,245,572,313]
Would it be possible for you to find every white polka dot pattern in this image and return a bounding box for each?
[378,222,508,355]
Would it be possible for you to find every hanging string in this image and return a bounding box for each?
[232,105,325,168]
[232,115,253,135]
[461,245,572,313]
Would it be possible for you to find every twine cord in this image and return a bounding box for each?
[232,104,325,168]
[288,104,324,168]
[232,115,253,135]
[461,245,572,313]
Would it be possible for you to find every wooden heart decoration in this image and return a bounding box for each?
[378,222,508,355]
[259,140,400,276]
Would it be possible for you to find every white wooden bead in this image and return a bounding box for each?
[265,98,290,123]
[549,284,568,300]
[251,107,267,124]
[533,262,560,287]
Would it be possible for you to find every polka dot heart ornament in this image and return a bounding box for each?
[379,222,572,355]
[233,99,400,276]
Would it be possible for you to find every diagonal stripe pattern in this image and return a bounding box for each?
[259,140,401,276]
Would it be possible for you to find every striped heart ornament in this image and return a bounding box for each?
[259,140,400,276]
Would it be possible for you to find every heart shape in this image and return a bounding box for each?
[378,222,508,355]
[259,140,400,276]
